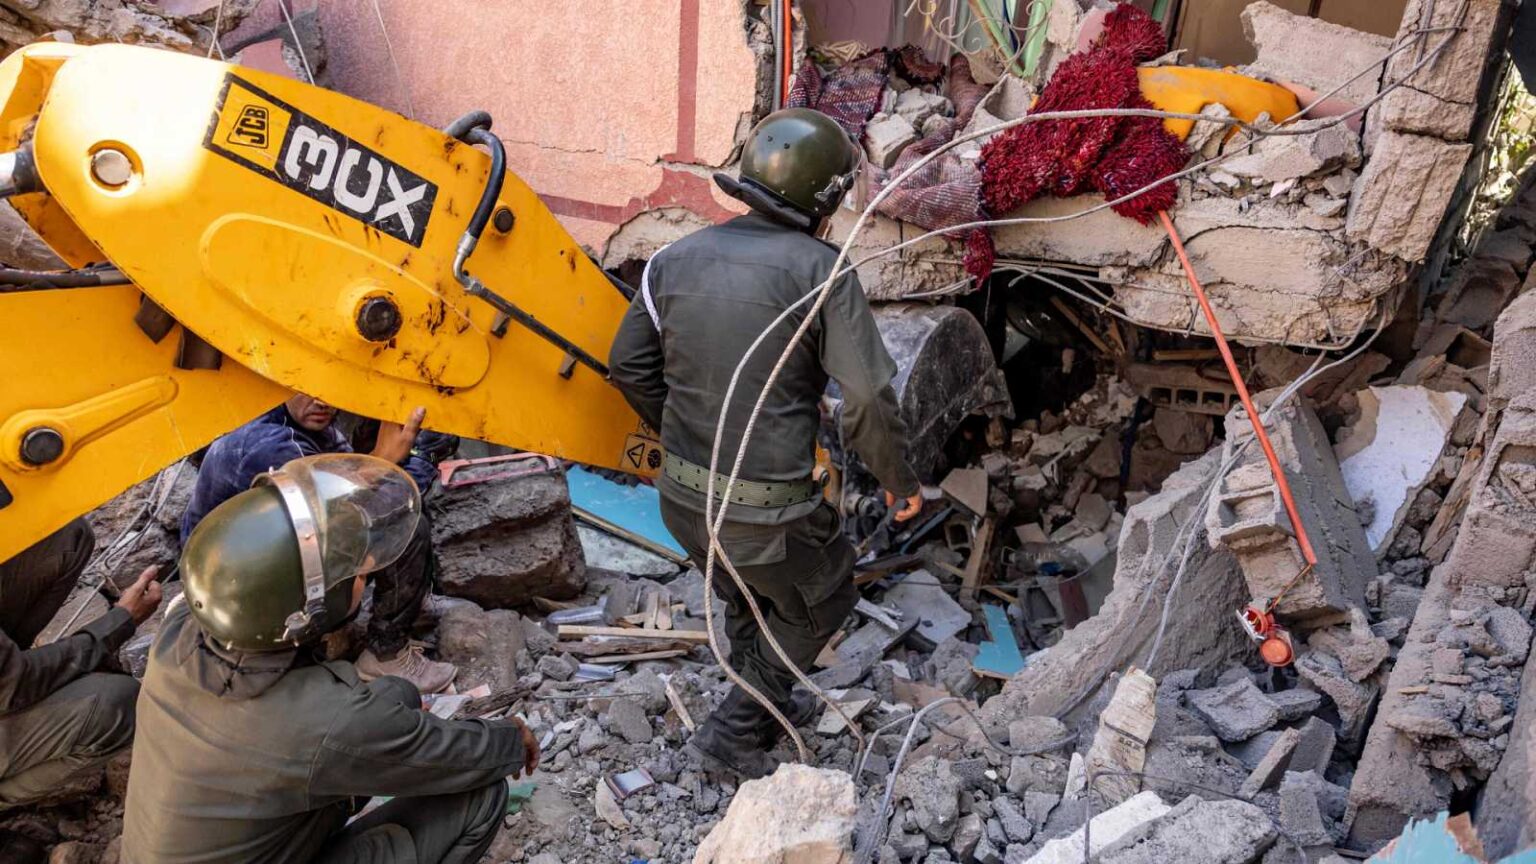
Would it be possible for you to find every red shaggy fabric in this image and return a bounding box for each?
[972,3,1188,278]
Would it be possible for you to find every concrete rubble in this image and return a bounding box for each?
[12,1,1536,863]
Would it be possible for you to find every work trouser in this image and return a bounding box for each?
[312,677,508,864]
[0,517,94,648]
[661,500,858,708]
[366,513,434,658]
[0,518,137,809]
[0,673,137,809]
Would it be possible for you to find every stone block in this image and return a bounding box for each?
[1242,1,1392,106]
[1206,401,1374,622]
[1346,131,1472,262]
[1376,0,1506,142]
[865,113,918,169]
[984,452,1249,723]
[693,764,858,864]
[430,471,586,609]
[1266,688,1324,722]
[991,195,1168,267]
[1186,678,1280,743]
[1237,726,1301,798]
[1289,717,1338,776]
[1295,650,1379,745]
[1092,796,1277,864]
[1489,289,1536,410]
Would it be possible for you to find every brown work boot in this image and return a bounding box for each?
[356,644,457,694]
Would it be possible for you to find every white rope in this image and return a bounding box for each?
[275,0,315,85]
[368,0,417,119]
[691,4,1469,763]
[205,0,228,59]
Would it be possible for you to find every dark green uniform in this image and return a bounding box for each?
[0,519,139,809]
[123,601,525,864]
[609,212,918,711]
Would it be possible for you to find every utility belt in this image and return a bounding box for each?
[662,453,819,509]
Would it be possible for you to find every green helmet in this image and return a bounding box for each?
[730,107,862,224]
[181,453,421,651]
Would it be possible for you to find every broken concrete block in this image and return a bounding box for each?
[1206,401,1374,622]
[1488,290,1536,412]
[893,88,950,129]
[1266,688,1323,722]
[430,471,586,609]
[1186,678,1280,743]
[1295,649,1379,745]
[1306,609,1392,682]
[435,604,527,693]
[825,211,968,302]
[1375,0,1506,142]
[1289,717,1337,776]
[1242,1,1392,106]
[693,765,857,864]
[1092,796,1277,864]
[993,797,1033,844]
[1222,120,1360,184]
[897,757,964,843]
[865,113,918,169]
[1485,606,1532,663]
[1279,772,1345,847]
[1336,386,1470,554]
[1346,131,1472,262]
[984,452,1248,722]
[1151,408,1213,456]
[1238,726,1301,798]
[1022,791,1170,864]
[991,194,1169,267]
[1083,669,1157,805]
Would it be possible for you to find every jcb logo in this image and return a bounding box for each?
[227,106,270,149]
[206,75,438,248]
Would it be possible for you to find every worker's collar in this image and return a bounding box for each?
[713,173,818,233]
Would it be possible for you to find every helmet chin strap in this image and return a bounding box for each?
[257,468,327,645]
[713,173,819,233]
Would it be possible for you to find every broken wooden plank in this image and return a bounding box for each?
[556,638,698,657]
[961,516,997,595]
[585,649,689,665]
[557,625,711,643]
[664,677,696,732]
[656,587,673,631]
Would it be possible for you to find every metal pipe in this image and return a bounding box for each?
[0,147,40,198]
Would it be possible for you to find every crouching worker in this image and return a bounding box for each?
[1,521,162,810]
[124,454,538,864]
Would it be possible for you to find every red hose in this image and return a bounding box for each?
[781,0,794,105]
[1158,210,1318,570]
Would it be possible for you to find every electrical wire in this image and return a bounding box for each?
[694,0,1467,774]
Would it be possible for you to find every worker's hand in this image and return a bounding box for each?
[116,565,164,626]
[372,406,426,465]
[885,491,923,523]
[512,717,540,777]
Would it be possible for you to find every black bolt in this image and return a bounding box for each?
[493,206,515,233]
[19,427,64,466]
[356,296,403,342]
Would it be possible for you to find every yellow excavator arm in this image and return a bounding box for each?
[0,42,659,561]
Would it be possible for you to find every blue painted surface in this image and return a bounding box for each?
[975,604,1026,678]
[1366,811,1536,864]
[566,467,686,558]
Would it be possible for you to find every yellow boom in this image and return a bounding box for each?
[0,42,658,561]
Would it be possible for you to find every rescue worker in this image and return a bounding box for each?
[181,392,458,693]
[125,453,538,864]
[608,107,922,778]
[0,521,162,812]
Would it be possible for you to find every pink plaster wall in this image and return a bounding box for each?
[228,0,757,251]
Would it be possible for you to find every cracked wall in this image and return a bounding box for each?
[233,0,763,255]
